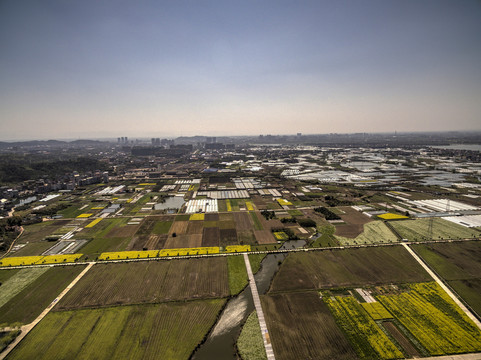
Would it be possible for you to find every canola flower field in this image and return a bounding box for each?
[378,213,409,220]
[325,295,403,359]
[378,282,481,355]
[0,254,83,267]
[85,218,103,228]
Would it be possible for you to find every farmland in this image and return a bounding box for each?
[0,265,85,325]
[390,218,477,241]
[0,254,82,267]
[270,246,431,292]
[57,258,229,309]
[0,267,49,308]
[334,221,398,245]
[262,292,358,360]
[227,255,248,295]
[334,206,373,238]
[7,300,225,360]
[378,282,481,355]
[412,241,481,315]
[325,296,403,359]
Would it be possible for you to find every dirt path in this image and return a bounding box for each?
[243,254,276,360]
[0,226,24,259]
[402,243,481,330]
[0,263,95,360]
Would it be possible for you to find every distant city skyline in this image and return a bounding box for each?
[1,0,481,141]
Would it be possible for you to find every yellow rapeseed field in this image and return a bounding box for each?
[189,213,205,221]
[277,199,293,206]
[378,213,409,220]
[85,218,102,228]
[225,245,251,253]
[76,213,93,218]
[0,254,83,267]
[245,201,254,211]
[274,232,289,240]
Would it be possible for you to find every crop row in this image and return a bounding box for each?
[325,295,403,359]
[361,302,393,320]
[378,282,481,355]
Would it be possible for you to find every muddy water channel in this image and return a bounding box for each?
[192,240,305,360]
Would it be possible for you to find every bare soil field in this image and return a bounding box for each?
[218,220,236,229]
[262,292,358,360]
[127,234,168,250]
[187,221,204,234]
[254,230,276,244]
[383,321,421,358]
[105,224,140,238]
[202,227,220,247]
[204,213,219,221]
[335,206,373,238]
[270,246,431,292]
[164,234,203,248]
[219,213,234,222]
[262,218,283,230]
[169,221,189,235]
[233,212,253,230]
[57,258,229,309]
[220,228,238,246]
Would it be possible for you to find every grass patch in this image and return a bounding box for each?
[228,255,248,295]
[390,218,477,241]
[335,221,398,245]
[152,221,173,234]
[250,212,263,230]
[237,311,267,360]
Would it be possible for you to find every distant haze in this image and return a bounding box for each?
[1,0,481,141]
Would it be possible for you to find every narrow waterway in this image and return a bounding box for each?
[192,240,305,360]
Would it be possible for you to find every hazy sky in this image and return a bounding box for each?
[1,0,480,140]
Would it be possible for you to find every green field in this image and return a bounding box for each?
[0,268,49,308]
[335,221,398,245]
[378,282,481,356]
[412,241,481,315]
[270,246,431,292]
[152,220,173,234]
[227,255,248,295]
[390,218,477,241]
[7,300,225,360]
[237,311,267,360]
[250,212,263,230]
[0,265,85,326]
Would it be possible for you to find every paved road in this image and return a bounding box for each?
[402,243,481,331]
[0,263,95,360]
[416,353,481,360]
[243,254,276,360]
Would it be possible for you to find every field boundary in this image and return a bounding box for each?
[0,263,94,359]
[402,243,481,331]
[243,254,275,360]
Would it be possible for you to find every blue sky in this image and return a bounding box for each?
[1,0,480,140]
